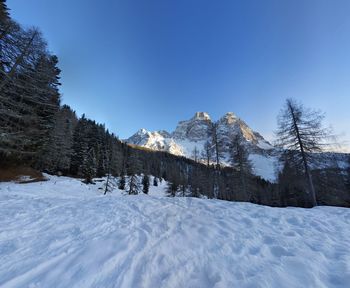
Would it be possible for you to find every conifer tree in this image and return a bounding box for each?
[347,156,350,193]
[166,181,178,197]
[275,98,330,207]
[230,133,252,200]
[0,26,61,162]
[153,176,158,186]
[118,173,126,190]
[128,174,141,195]
[230,133,252,174]
[142,174,150,194]
[189,165,202,198]
[39,105,77,173]
[82,148,97,184]
[70,115,89,176]
[0,0,9,23]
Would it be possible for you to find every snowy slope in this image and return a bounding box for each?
[126,112,277,181]
[1,176,350,288]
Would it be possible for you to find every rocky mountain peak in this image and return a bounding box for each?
[127,112,271,148]
[138,128,148,135]
[126,111,276,180]
[191,112,211,121]
[218,112,239,125]
[172,112,212,141]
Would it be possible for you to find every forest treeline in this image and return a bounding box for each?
[1,1,349,207]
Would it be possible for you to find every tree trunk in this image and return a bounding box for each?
[288,101,317,207]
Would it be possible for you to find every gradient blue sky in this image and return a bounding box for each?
[8,0,350,149]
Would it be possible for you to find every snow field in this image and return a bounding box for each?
[0,175,349,287]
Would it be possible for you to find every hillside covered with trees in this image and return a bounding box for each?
[1,0,349,208]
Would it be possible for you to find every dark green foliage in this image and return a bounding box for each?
[188,165,205,198]
[82,148,97,184]
[313,168,350,207]
[153,177,158,186]
[312,155,350,207]
[0,0,9,22]
[346,155,350,193]
[118,174,126,190]
[38,105,77,173]
[0,27,61,163]
[277,151,310,207]
[229,133,253,200]
[142,175,150,194]
[166,181,178,197]
[70,115,89,176]
[229,134,252,174]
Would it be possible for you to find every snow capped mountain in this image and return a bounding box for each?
[215,112,273,153]
[127,112,277,181]
[127,128,184,155]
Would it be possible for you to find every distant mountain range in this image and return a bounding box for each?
[126,112,349,181]
[126,112,278,181]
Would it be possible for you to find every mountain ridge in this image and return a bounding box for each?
[126,112,277,181]
[126,111,349,182]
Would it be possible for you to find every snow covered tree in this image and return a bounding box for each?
[128,174,141,195]
[142,174,150,194]
[275,98,330,207]
[104,174,117,195]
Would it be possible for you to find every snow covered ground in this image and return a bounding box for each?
[0,175,350,288]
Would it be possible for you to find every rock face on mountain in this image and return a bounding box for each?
[126,112,277,181]
[172,112,212,141]
[215,112,272,153]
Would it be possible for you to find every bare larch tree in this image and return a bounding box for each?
[275,98,330,207]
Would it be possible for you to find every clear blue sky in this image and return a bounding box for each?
[8,0,350,149]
